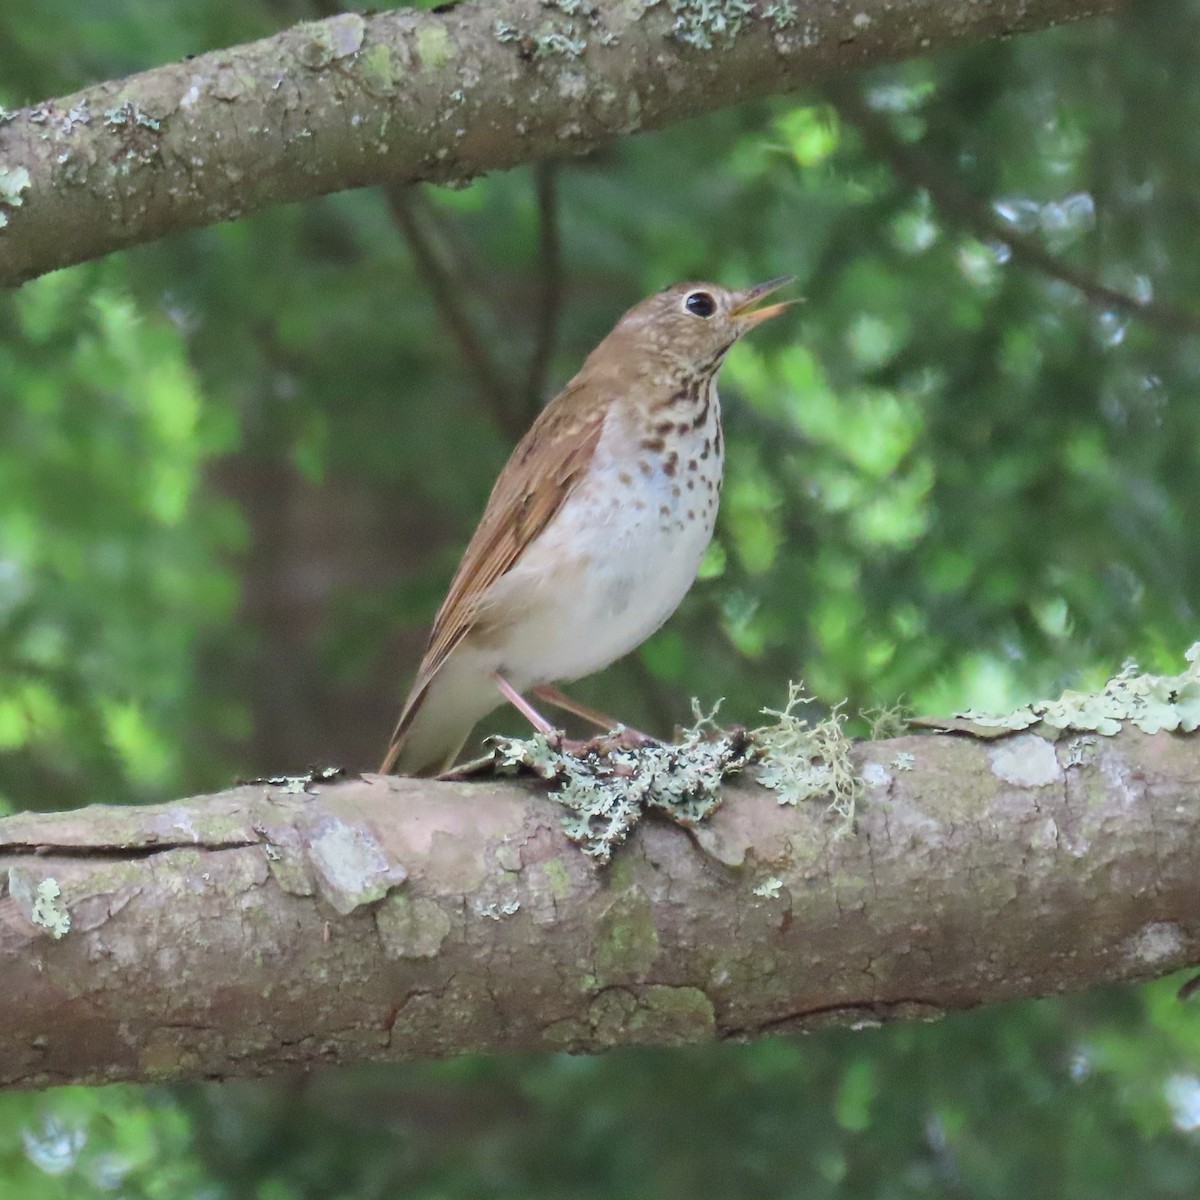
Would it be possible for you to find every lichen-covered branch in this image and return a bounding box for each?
[2,724,1197,1092]
[0,0,1123,289]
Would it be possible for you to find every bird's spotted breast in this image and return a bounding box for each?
[490,380,724,689]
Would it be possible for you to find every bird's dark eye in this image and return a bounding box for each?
[685,291,716,318]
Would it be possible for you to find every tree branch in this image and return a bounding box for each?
[2,725,1196,1091]
[0,0,1124,289]
[384,186,524,438]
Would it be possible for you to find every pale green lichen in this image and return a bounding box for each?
[763,0,798,28]
[31,878,70,939]
[0,164,31,230]
[891,751,915,771]
[103,100,160,131]
[415,25,453,69]
[954,643,1200,737]
[475,898,521,920]
[753,684,860,826]
[752,876,784,898]
[665,0,755,49]
[537,30,588,57]
[490,703,757,862]
[361,44,399,90]
[493,3,592,60]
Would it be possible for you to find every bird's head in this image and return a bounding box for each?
[607,277,795,379]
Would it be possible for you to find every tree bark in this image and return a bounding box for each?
[0,0,1124,289]
[1,725,1196,1091]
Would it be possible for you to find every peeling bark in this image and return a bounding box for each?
[1,726,1197,1091]
[0,0,1123,289]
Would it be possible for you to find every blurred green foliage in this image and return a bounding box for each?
[4,0,1200,1194]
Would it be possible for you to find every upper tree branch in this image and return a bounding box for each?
[0,0,1123,289]
[1,725,1197,1091]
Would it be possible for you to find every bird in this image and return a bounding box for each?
[380,277,794,776]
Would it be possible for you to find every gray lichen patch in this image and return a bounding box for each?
[1126,920,1185,965]
[988,734,1062,788]
[303,816,407,915]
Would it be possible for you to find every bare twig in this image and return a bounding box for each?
[384,185,524,440]
[830,88,1200,338]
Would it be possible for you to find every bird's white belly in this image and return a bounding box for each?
[492,423,721,689]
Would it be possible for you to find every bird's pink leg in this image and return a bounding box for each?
[532,684,657,746]
[531,684,621,732]
[492,673,556,735]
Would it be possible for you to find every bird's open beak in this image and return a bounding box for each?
[730,275,797,329]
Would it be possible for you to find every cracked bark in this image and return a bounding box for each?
[1,725,1198,1091]
[0,0,1125,289]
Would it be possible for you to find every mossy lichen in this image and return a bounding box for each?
[595,887,661,980]
[753,684,860,826]
[361,44,399,90]
[480,687,864,860]
[944,643,1200,738]
[415,26,453,69]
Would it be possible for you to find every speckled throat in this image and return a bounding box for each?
[633,363,726,537]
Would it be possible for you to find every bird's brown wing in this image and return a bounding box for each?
[380,379,606,772]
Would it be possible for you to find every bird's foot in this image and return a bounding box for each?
[550,725,660,758]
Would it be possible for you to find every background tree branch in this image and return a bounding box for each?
[2,725,1196,1092]
[828,86,1200,337]
[0,0,1124,290]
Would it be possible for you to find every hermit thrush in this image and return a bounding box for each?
[381,277,793,776]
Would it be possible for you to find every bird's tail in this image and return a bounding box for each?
[379,652,501,777]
